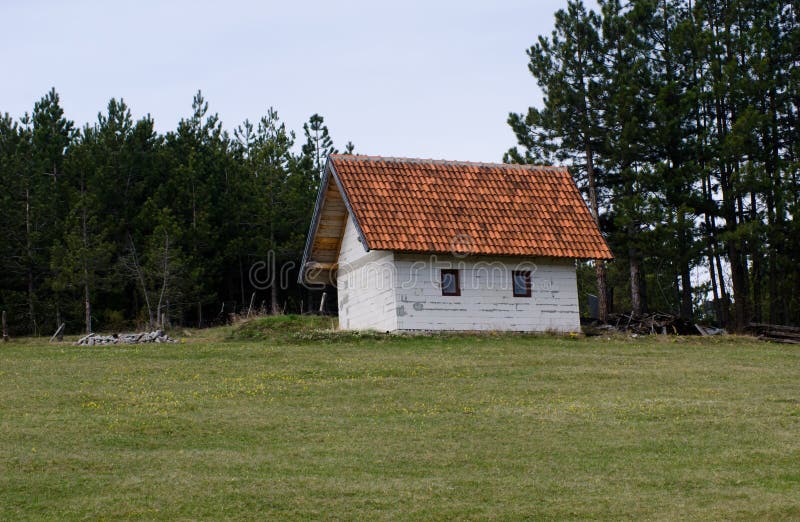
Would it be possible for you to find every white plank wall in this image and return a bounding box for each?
[336,216,397,331]
[392,254,580,332]
[335,214,581,332]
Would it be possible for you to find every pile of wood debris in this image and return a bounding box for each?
[584,312,723,336]
[746,323,800,344]
[585,315,800,342]
[75,330,177,346]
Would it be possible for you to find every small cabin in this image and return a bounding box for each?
[300,155,612,332]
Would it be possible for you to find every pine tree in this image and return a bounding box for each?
[161,91,232,326]
[596,0,654,316]
[243,108,295,313]
[50,127,114,334]
[18,89,74,334]
[0,114,30,333]
[142,208,188,328]
[506,0,611,320]
[509,0,800,327]
[302,114,337,180]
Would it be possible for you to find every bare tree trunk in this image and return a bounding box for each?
[191,181,197,231]
[680,269,692,321]
[628,248,644,316]
[750,192,762,322]
[269,223,281,315]
[270,249,279,315]
[630,251,643,317]
[81,189,92,335]
[678,210,693,320]
[239,256,246,310]
[127,234,154,328]
[585,146,608,321]
[25,187,38,336]
[714,249,729,325]
[703,171,727,325]
[735,185,752,324]
[709,11,749,331]
[708,252,721,323]
[724,164,749,330]
[247,292,256,317]
[27,271,37,336]
[706,208,729,326]
[765,84,781,324]
[156,230,170,326]
[728,240,749,331]
[84,277,92,334]
[767,211,778,324]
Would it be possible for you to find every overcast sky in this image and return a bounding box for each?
[1,0,598,163]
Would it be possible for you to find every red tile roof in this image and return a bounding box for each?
[329,155,613,260]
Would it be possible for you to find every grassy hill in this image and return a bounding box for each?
[1,320,798,519]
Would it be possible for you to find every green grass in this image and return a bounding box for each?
[1,322,799,520]
[228,314,339,340]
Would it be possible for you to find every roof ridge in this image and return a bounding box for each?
[329,154,565,171]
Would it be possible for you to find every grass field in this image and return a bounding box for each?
[1,318,799,520]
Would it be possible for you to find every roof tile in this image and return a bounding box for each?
[329,155,613,260]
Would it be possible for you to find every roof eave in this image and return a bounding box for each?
[328,160,371,253]
[297,167,330,284]
[386,248,613,260]
[298,158,372,284]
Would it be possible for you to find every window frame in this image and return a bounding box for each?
[512,270,532,298]
[440,269,461,297]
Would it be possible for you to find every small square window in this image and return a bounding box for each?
[513,271,531,297]
[441,269,460,296]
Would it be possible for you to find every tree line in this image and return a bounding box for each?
[506,0,799,330]
[1,90,347,335]
[2,0,797,336]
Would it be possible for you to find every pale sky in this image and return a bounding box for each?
[1,0,597,163]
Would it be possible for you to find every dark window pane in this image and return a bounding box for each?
[441,270,459,296]
[513,271,530,297]
[442,273,456,294]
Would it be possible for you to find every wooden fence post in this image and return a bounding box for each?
[2,311,8,342]
[247,292,256,317]
[50,323,65,343]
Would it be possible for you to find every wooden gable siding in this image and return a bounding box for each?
[310,182,348,264]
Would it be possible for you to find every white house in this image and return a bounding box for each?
[300,155,612,332]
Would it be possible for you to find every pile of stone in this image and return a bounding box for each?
[75,330,177,346]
